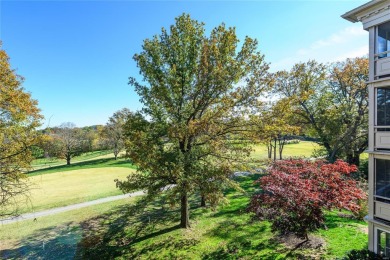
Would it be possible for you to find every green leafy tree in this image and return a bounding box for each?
[50,122,85,165]
[274,58,368,165]
[105,108,132,160]
[251,98,300,160]
[81,126,99,153]
[0,46,42,217]
[116,14,269,228]
[327,58,368,165]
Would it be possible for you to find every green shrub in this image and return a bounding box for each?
[358,159,369,180]
[352,198,368,220]
[340,249,383,259]
[285,139,301,145]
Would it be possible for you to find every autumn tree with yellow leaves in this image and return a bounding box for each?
[273,58,368,165]
[0,46,42,217]
[116,14,270,228]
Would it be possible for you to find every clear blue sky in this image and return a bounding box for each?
[1,0,367,127]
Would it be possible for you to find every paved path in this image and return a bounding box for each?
[0,191,145,225]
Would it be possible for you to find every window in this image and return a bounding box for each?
[377,88,390,127]
[377,229,390,257]
[376,159,390,200]
[378,21,390,59]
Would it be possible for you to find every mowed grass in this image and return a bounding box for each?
[31,150,115,170]
[0,143,367,258]
[251,141,321,160]
[0,197,136,260]
[28,157,135,176]
[22,166,135,213]
[0,175,367,259]
[315,211,368,258]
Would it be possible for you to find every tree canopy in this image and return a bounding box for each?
[249,159,366,240]
[105,108,132,160]
[273,58,368,165]
[116,14,270,228]
[0,46,42,217]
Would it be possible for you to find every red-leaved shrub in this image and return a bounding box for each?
[248,159,366,240]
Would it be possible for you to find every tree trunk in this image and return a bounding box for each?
[66,156,71,165]
[201,195,206,207]
[114,144,118,160]
[328,149,338,163]
[273,138,277,161]
[278,137,285,160]
[323,141,336,162]
[267,142,272,159]
[346,153,360,166]
[180,193,190,228]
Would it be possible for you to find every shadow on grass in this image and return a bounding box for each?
[0,222,82,260]
[323,211,366,230]
[76,175,263,259]
[28,158,135,176]
[0,198,177,260]
[2,175,276,259]
[201,213,285,259]
[75,195,189,259]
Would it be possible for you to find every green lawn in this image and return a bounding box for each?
[251,141,321,160]
[31,150,116,170]
[28,157,135,176]
[14,157,136,213]
[23,167,135,213]
[0,197,136,259]
[0,175,367,259]
[0,142,368,258]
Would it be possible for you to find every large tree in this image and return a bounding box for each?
[52,122,84,165]
[116,14,269,228]
[105,108,132,160]
[250,98,300,161]
[81,126,99,153]
[327,58,368,165]
[0,46,42,217]
[274,58,368,165]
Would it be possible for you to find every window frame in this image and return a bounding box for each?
[376,21,390,59]
[375,227,390,257]
[374,158,390,203]
[375,87,390,130]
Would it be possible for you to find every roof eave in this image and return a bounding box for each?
[341,0,383,23]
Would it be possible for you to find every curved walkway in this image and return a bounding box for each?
[0,191,145,225]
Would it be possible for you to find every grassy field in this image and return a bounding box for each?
[250,141,321,160]
[0,175,367,259]
[0,197,136,259]
[31,150,115,170]
[21,142,318,213]
[0,142,368,258]
[20,141,320,214]
[10,157,135,213]
[28,156,135,176]
[24,167,135,212]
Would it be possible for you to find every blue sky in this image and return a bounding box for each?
[1,0,367,127]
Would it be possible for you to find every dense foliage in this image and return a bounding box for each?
[273,58,368,165]
[0,46,42,217]
[43,122,87,165]
[116,14,270,228]
[340,249,383,260]
[104,108,131,160]
[250,98,300,160]
[249,159,366,239]
[38,124,110,164]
